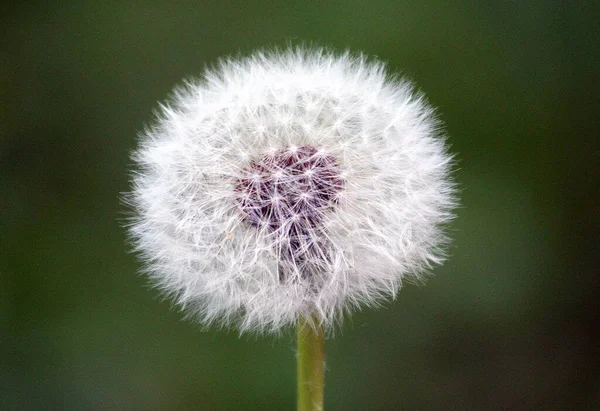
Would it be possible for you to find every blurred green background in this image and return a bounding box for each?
[2,2,599,410]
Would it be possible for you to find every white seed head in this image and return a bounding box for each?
[125,47,457,334]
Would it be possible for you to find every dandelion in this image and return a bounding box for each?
[126,46,456,410]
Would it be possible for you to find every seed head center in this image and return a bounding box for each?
[235,146,344,232]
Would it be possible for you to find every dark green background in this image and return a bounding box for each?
[2,2,598,410]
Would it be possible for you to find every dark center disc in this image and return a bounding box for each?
[235,146,344,280]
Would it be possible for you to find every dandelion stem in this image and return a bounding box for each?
[297,314,325,411]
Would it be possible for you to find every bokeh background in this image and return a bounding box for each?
[2,2,599,410]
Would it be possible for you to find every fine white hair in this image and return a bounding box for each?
[126,46,456,334]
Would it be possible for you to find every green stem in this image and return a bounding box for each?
[297,315,325,411]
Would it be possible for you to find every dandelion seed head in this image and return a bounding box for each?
[126,46,457,333]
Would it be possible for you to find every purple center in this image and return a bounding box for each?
[235,146,344,277]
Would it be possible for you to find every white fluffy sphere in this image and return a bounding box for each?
[127,47,456,333]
